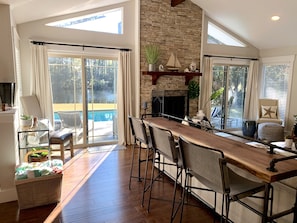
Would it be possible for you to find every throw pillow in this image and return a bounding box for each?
[261,105,277,119]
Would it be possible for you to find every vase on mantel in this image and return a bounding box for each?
[148,64,156,72]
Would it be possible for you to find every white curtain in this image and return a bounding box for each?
[200,56,213,118]
[30,44,54,125]
[243,60,259,120]
[117,50,133,145]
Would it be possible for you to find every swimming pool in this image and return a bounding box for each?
[54,110,117,122]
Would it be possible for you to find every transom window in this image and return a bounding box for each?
[46,8,123,34]
[207,21,246,47]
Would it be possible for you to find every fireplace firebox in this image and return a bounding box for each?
[152,90,189,119]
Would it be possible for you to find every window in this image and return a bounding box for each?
[261,56,295,124]
[46,8,123,34]
[207,21,246,47]
[48,55,118,146]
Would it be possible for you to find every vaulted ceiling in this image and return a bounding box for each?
[1,0,296,50]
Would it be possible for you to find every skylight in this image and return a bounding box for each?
[46,8,123,34]
[207,22,246,47]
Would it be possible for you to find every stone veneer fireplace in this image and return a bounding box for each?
[140,1,202,117]
[152,90,189,119]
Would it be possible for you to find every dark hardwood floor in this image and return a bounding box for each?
[0,146,219,223]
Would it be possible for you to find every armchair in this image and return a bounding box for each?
[256,98,282,125]
[20,95,74,163]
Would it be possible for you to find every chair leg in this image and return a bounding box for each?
[141,147,152,207]
[170,166,182,223]
[128,141,137,190]
[69,135,74,158]
[179,172,189,223]
[137,142,142,181]
[147,151,157,213]
[224,195,230,223]
[213,192,217,223]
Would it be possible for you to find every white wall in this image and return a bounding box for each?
[17,1,137,96]
[0,4,16,82]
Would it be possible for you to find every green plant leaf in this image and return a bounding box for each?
[144,44,160,64]
[210,87,224,101]
[188,80,200,99]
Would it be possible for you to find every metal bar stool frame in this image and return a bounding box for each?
[146,123,183,223]
[128,116,153,194]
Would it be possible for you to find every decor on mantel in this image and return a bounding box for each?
[189,61,197,72]
[166,53,181,71]
[144,44,160,71]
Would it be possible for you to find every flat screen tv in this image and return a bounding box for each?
[0,82,16,107]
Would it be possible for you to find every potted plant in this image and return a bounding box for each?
[144,44,160,71]
[200,87,225,111]
[28,148,49,162]
[188,80,200,99]
[20,114,33,129]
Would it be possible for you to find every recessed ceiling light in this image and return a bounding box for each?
[271,16,280,21]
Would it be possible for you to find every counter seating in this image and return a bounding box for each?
[128,116,152,192]
[147,123,183,223]
[178,136,273,223]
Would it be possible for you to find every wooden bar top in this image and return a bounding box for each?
[144,117,297,183]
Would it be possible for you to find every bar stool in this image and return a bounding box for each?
[146,123,183,223]
[178,136,274,223]
[128,116,152,194]
[50,130,74,163]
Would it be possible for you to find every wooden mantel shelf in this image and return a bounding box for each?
[143,71,202,85]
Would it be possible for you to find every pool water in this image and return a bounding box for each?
[54,110,117,122]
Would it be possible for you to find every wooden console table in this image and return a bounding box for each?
[142,71,202,85]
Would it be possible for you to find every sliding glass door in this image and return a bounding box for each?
[84,58,118,144]
[48,55,118,147]
[211,64,248,130]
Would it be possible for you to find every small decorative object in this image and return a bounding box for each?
[20,114,33,129]
[188,80,200,99]
[159,64,164,71]
[285,135,294,148]
[184,68,189,72]
[144,44,160,71]
[196,110,205,121]
[189,61,196,72]
[166,53,181,71]
[27,116,40,145]
[182,116,190,126]
[242,120,256,138]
